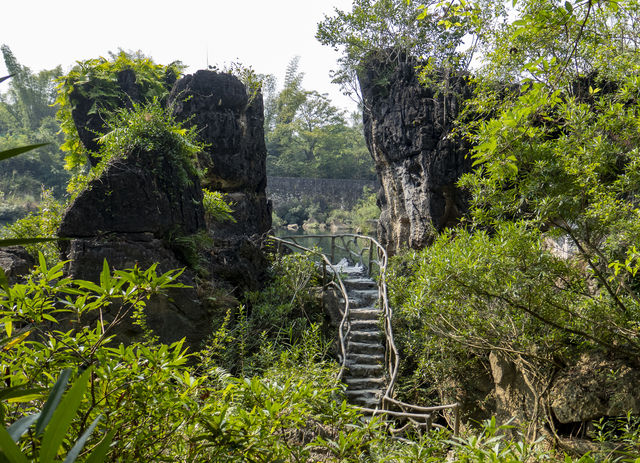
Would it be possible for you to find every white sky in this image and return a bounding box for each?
[0,0,357,112]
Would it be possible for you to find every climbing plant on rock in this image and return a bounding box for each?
[55,50,184,173]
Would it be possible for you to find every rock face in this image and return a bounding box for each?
[0,246,35,284]
[549,352,640,423]
[70,69,142,162]
[58,69,272,348]
[169,71,271,288]
[359,56,473,254]
[483,350,640,439]
[58,141,207,348]
[59,148,205,238]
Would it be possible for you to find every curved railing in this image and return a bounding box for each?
[269,233,460,435]
[268,236,352,381]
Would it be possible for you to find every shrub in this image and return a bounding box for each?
[55,50,184,172]
[202,189,235,225]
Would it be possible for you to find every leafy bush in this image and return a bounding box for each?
[55,50,184,171]
[202,189,235,225]
[0,189,63,264]
[208,251,328,376]
[350,187,380,234]
[0,255,393,462]
[0,256,201,461]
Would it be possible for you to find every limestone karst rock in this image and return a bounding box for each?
[58,139,207,348]
[58,69,271,348]
[359,55,473,254]
[169,70,271,288]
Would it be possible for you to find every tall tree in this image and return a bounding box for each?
[387,0,640,423]
[265,58,374,180]
[0,45,61,131]
[316,0,503,98]
[0,46,67,201]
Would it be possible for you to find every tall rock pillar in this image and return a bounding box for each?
[169,71,271,288]
[359,56,473,254]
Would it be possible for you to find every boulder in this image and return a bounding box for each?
[550,352,640,423]
[489,351,540,433]
[0,246,35,283]
[59,148,205,238]
[58,127,207,349]
[169,71,271,290]
[63,235,210,348]
[169,70,268,192]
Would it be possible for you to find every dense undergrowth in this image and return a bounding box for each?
[1,251,639,462]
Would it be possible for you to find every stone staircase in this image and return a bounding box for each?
[340,274,386,408]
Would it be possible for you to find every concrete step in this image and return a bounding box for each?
[344,377,386,389]
[346,353,384,365]
[349,330,383,343]
[349,289,379,308]
[343,278,377,291]
[346,363,384,377]
[349,395,382,407]
[348,341,385,355]
[345,388,382,398]
[350,319,380,331]
[349,308,382,320]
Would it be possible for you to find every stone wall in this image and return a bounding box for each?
[267,176,378,211]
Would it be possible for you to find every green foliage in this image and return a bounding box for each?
[0,257,199,461]
[273,197,322,227]
[100,100,201,179]
[0,368,112,463]
[316,0,503,97]
[202,189,235,224]
[384,0,640,447]
[265,58,375,180]
[218,61,265,105]
[0,189,63,263]
[0,255,399,462]
[209,252,327,376]
[350,187,380,234]
[55,50,184,171]
[67,100,203,200]
[0,47,69,206]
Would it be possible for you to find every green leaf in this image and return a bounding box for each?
[62,415,101,463]
[565,1,573,13]
[35,368,73,436]
[0,386,45,403]
[39,369,91,463]
[99,260,111,292]
[0,425,28,463]
[0,144,49,163]
[7,414,39,442]
[83,430,115,463]
[0,238,58,248]
[0,268,8,293]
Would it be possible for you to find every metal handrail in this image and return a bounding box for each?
[269,233,460,435]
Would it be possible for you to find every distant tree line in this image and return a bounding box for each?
[0,46,69,224]
[263,57,375,180]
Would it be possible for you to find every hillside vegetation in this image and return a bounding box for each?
[2,0,640,461]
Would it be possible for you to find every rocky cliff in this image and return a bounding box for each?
[169,71,271,287]
[57,69,271,348]
[359,56,473,254]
